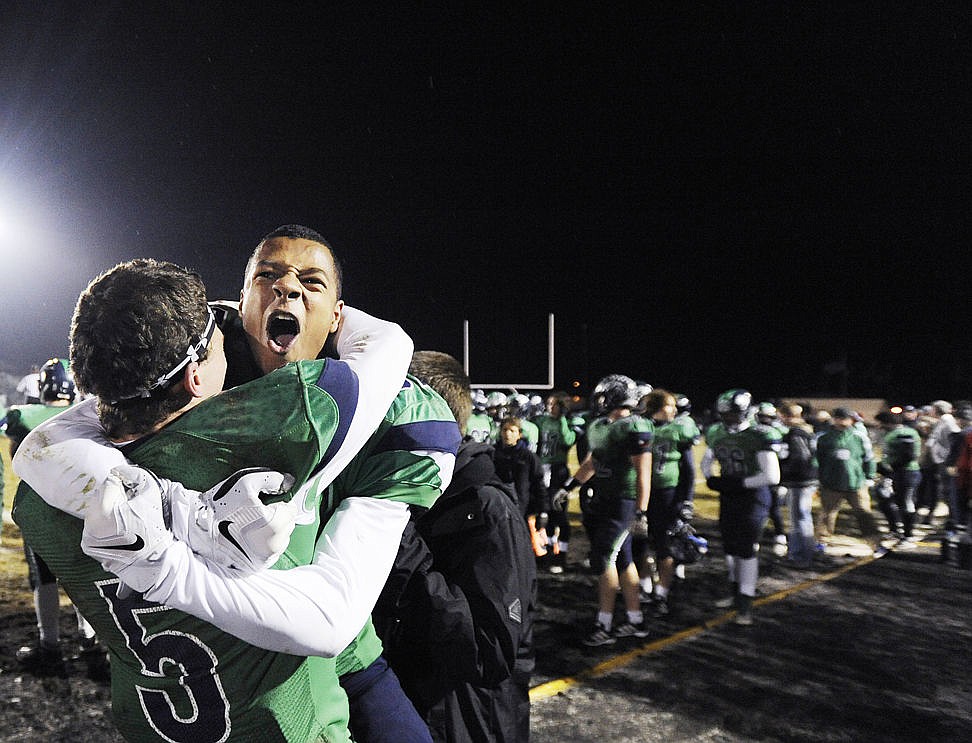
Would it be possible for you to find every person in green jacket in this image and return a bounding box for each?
[815,406,882,552]
[875,410,922,548]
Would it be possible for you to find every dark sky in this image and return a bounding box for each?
[1,3,969,406]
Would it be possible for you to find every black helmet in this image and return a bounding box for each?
[39,358,76,403]
[591,374,639,415]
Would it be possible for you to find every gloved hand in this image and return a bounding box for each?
[551,488,571,511]
[677,500,694,522]
[82,465,175,593]
[184,467,299,572]
[629,510,649,537]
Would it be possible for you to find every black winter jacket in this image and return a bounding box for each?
[373,440,537,743]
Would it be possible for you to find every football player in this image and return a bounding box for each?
[702,389,781,625]
[14,256,414,742]
[554,374,653,645]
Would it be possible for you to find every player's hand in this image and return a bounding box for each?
[628,510,649,537]
[186,468,299,573]
[551,487,570,511]
[677,501,694,523]
[81,465,174,593]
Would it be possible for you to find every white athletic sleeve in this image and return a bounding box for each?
[12,305,412,522]
[137,497,410,656]
[308,305,413,488]
[743,449,781,489]
[11,398,125,518]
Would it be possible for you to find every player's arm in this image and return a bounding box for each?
[632,450,652,512]
[85,484,410,658]
[743,449,781,489]
[14,306,410,556]
[11,398,125,517]
[305,306,414,488]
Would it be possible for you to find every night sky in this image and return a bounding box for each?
[1,4,970,407]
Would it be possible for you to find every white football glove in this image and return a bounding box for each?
[551,488,571,512]
[182,467,299,572]
[81,465,175,594]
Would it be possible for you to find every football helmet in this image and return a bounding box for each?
[675,394,692,416]
[39,358,76,403]
[716,389,752,427]
[506,393,529,417]
[485,391,507,418]
[756,401,778,424]
[591,374,640,415]
[471,389,488,412]
[667,520,709,565]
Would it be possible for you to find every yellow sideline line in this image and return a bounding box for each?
[528,552,880,701]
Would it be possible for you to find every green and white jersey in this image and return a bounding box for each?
[518,417,540,452]
[672,413,702,445]
[533,414,577,466]
[704,422,781,480]
[331,374,460,676]
[586,414,654,500]
[651,418,697,489]
[15,359,366,743]
[466,411,493,444]
[881,426,921,471]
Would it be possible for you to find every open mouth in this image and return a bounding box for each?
[267,312,300,353]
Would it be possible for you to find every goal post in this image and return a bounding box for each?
[464,313,555,390]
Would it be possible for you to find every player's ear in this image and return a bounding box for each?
[183,362,206,398]
[329,300,344,333]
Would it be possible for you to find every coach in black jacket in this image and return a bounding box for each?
[374,351,537,743]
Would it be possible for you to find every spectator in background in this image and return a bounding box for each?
[374,350,536,743]
[815,407,882,553]
[777,403,820,568]
[493,417,548,519]
[875,410,922,548]
[16,365,41,404]
[920,400,958,527]
[947,402,972,535]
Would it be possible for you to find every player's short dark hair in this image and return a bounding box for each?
[70,259,211,439]
[408,351,472,435]
[244,224,343,298]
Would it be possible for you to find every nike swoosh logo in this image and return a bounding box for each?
[217,520,249,558]
[106,535,145,552]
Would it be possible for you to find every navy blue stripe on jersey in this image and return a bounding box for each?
[313,359,360,475]
[626,429,653,456]
[372,420,461,456]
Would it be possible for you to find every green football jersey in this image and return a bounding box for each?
[534,413,577,466]
[704,422,781,480]
[331,374,460,676]
[465,411,492,444]
[586,414,654,499]
[650,419,696,489]
[881,426,921,471]
[15,359,358,743]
